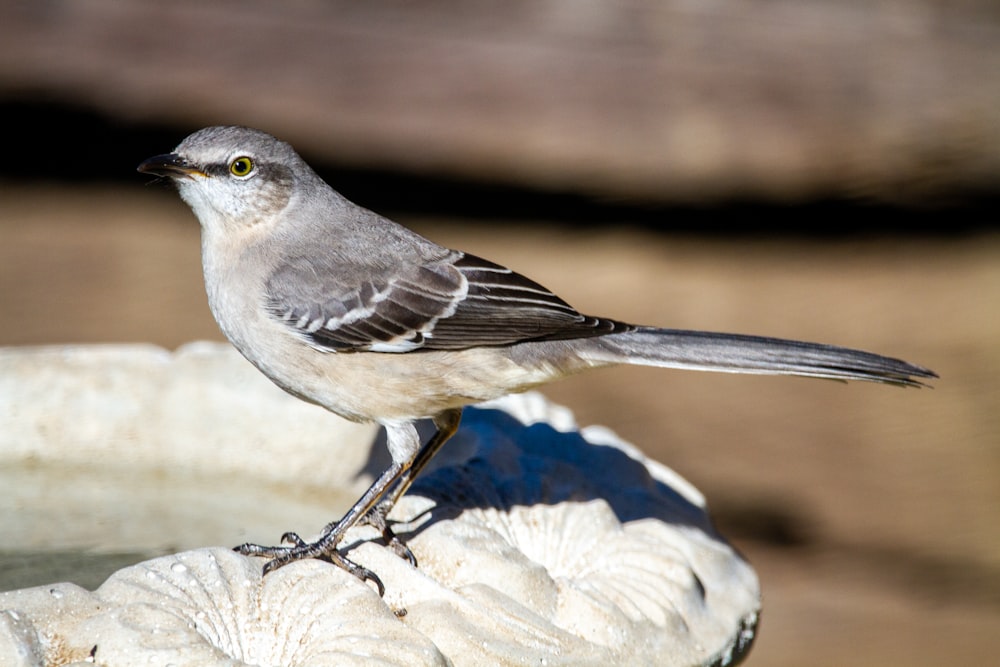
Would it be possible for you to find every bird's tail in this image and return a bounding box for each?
[583,327,936,387]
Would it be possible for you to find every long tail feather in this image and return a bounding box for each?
[588,327,936,387]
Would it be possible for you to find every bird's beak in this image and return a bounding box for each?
[137,153,206,179]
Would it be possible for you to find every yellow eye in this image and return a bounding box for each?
[229,156,254,177]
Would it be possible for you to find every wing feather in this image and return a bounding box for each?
[266,251,629,353]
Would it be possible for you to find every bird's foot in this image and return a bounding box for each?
[360,500,417,567]
[234,530,385,596]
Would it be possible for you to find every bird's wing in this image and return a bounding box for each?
[265,251,626,352]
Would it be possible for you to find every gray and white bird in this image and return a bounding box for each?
[139,126,935,594]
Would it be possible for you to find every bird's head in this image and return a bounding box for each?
[138,126,312,233]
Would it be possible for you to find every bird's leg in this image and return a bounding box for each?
[361,409,462,565]
[234,422,426,594]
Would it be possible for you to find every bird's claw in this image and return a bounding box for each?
[233,533,386,597]
[360,501,418,567]
[280,531,307,547]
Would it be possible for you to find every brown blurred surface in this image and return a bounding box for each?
[2,1,998,202]
[1,185,997,664]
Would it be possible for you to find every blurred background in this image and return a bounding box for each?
[0,1,997,664]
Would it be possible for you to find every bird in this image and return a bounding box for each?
[138,125,936,594]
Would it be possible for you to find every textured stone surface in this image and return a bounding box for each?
[0,344,758,666]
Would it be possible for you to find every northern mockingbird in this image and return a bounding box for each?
[139,125,935,594]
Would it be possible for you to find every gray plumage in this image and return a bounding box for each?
[139,125,936,593]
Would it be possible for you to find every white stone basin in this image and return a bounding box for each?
[0,343,759,666]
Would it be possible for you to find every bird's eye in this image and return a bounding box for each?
[229,156,254,177]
